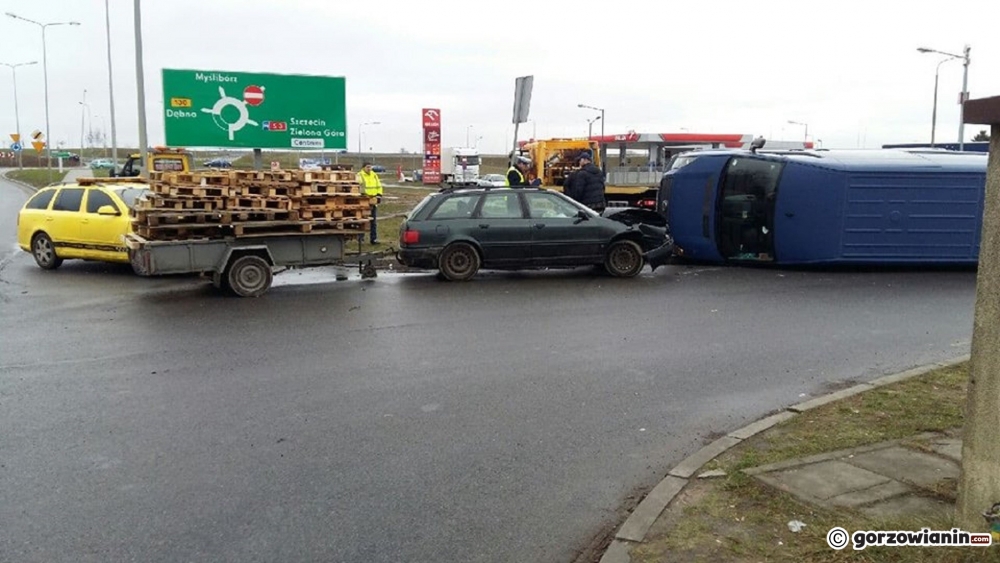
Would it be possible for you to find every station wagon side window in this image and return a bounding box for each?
[524,192,582,219]
[85,189,118,214]
[428,194,480,219]
[477,192,524,219]
[51,188,85,212]
[24,189,56,210]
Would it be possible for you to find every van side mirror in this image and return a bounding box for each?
[97,205,120,216]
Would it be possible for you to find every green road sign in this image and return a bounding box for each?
[53,151,72,157]
[161,69,346,150]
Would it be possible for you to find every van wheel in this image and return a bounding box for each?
[604,240,644,278]
[438,242,480,281]
[32,233,63,270]
[226,255,273,297]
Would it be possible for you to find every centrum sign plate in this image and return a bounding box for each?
[162,69,346,150]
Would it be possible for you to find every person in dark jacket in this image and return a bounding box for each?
[564,150,606,212]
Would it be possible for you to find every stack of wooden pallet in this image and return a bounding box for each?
[131,168,370,240]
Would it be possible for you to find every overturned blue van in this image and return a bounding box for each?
[658,148,989,265]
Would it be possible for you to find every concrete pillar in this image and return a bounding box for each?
[957,95,1000,532]
[648,145,659,167]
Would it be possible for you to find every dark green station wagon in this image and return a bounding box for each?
[396,187,674,281]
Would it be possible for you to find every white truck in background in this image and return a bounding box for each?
[441,147,481,186]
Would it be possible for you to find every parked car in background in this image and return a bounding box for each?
[397,187,673,281]
[477,174,507,187]
[204,157,233,169]
[371,164,386,173]
[89,158,116,170]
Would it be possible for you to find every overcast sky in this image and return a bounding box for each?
[1,0,998,154]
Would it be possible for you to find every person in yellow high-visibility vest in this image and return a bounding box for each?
[357,161,383,244]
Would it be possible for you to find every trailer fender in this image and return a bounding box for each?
[216,245,275,273]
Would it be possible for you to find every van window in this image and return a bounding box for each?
[52,188,85,212]
[25,189,56,210]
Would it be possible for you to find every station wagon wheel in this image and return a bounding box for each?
[604,240,644,278]
[31,233,63,270]
[226,255,273,297]
[438,242,480,281]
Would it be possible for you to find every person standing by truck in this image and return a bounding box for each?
[564,150,606,212]
[357,161,383,244]
[506,155,533,187]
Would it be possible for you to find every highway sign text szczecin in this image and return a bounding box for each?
[162,69,347,150]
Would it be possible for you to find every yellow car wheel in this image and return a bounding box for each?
[31,233,63,270]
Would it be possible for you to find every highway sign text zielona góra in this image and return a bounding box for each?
[162,69,347,150]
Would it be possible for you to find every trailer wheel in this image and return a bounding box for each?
[226,255,273,297]
[438,242,480,281]
[604,240,644,278]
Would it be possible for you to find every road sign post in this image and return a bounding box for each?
[510,75,534,165]
[161,69,346,151]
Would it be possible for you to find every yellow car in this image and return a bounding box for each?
[17,181,149,270]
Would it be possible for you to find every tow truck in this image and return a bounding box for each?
[515,138,658,208]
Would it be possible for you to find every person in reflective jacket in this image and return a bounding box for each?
[357,161,383,243]
[506,155,533,187]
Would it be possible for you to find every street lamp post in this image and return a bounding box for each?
[578,103,606,171]
[79,89,88,160]
[788,120,809,144]
[578,103,605,139]
[133,0,149,177]
[1,60,36,169]
[466,125,473,147]
[918,45,971,150]
[358,121,381,154]
[104,0,118,169]
[587,115,602,138]
[6,13,80,182]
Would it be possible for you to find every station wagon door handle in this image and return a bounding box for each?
[534,223,545,229]
[785,212,795,218]
[479,224,490,229]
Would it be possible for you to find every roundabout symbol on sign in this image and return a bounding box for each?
[10,142,22,152]
[201,86,260,141]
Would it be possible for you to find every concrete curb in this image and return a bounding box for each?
[597,355,971,563]
[1,170,39,193]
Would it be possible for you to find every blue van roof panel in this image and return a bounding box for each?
[685,148,988,174]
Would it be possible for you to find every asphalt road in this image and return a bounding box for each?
[0,174,978,562]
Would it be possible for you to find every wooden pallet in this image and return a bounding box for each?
[160,172,233,186]
[296,208,368,220]
[292,169,357,182]
[234,182,299,198]
[296,196,372,210]
[153,184,232,198]
[135,223,227,241]
[224,196,293,210]
[231,219,368,237]
[297,182,362,196]
[132,210,226,227]
[231,170,294,182]
[222,209,299,223]
[136,195,225,211]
